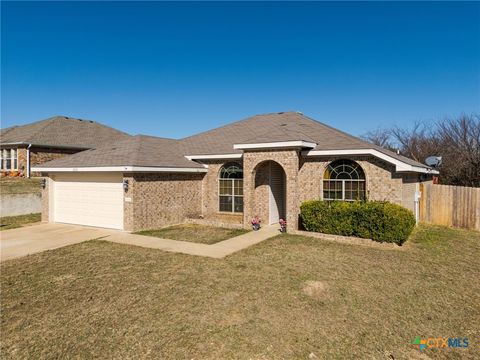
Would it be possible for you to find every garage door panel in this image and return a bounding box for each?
[53,173,124,230]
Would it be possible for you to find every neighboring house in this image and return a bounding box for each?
[0,116,130,177]
[33,112,438,231]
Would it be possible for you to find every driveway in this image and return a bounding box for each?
[0,223,117,262]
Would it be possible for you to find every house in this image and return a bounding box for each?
[0,116,130,177]
[33,112,438,231]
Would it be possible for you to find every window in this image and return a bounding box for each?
[219,163,243,213]
[1,149,18,171]
[323,159,366,201]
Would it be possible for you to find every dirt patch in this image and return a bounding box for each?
[302,280,328,299]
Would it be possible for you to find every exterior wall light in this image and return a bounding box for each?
[123,179,129,191]
[41,178,46,189]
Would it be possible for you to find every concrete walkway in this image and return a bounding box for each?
[107,225,280,258]
[1,223,280,261]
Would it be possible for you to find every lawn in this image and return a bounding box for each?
[0,177,42,195]
[0,213,41,231]
[135,223,249,244]
[1,225,479,359]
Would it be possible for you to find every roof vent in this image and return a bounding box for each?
[296,111,303,115]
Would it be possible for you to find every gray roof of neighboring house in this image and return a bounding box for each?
[0,116,130,148]
[36,135,205,169]
[34,111,431,170]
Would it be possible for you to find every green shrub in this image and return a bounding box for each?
[300,200,416,245]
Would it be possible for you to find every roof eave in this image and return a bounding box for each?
[0,142,91,150]
[303,149,439,174]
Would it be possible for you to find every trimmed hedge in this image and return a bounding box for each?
[300,200,416,245]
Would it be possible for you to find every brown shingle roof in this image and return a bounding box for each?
[35,111,430,170]
[0,116,130,148]
[36,135,204,169]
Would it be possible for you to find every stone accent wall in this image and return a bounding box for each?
[2,146,85,177]
[17,148,27,173]
[125,172,204,231]
[30,147,81,176]
[199,160,244,225]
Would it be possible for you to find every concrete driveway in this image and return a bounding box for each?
[0,223,117,262]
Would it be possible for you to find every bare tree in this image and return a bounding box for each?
[435,114,480,187]
[360,128,395,150]
[362,114,480,187]
[390,121,440,164]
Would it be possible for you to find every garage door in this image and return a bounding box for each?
[53,173,124,230]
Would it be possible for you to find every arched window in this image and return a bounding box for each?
[323,160,366,201]
[219,163,243,212]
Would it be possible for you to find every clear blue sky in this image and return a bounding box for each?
[2,1,479,138]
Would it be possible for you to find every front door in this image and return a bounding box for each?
[268,162,286,224]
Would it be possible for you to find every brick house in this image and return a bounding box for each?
[0,116,130,177]
[34,112,438,231]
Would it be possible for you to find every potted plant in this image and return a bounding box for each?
[251,216,261,231]
[279,218,287,233]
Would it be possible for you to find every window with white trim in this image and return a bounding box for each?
[219,163,243,213]
[1,149,18,171]
[323,159,366,201]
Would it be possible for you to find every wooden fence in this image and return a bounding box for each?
[419,183,480,231]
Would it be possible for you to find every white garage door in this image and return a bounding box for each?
[53,173,124,230]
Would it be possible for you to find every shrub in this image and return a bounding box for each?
[300,200,416,245]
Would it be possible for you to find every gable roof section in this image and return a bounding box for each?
[181,112,434,172]
[1,116,130,149]
[33,135,206,171]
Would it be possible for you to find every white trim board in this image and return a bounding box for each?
[303,149,439,174]
[185,153,242,161]
[32,166,208,173]
[233,140,317,150]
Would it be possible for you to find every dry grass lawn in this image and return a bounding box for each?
[0,177,42,195]
[0,213,41,231]
[1,225,479,359]
[135,223,249,244]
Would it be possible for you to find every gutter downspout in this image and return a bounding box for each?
[26,144,32,178]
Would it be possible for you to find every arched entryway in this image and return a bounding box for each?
[254,161,287,224]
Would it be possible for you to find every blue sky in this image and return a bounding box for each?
[2,1,479,138]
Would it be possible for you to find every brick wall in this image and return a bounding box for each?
[199,160,244,225]
[124,172,204,231]
[298,155,403,206]
[40,176,50,222]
